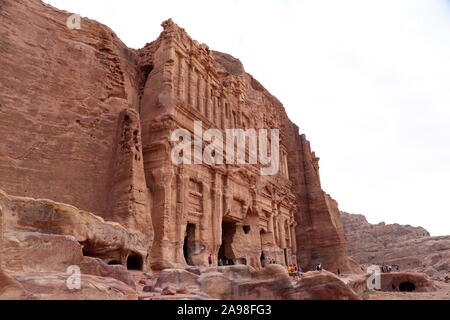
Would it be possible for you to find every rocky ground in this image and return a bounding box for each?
[1,189,447,300]
[0,188,358,300]
[341,211,450,280]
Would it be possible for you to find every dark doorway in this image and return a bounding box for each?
[399,282,416,292]
[183,223,196,265]
[127,253,143,270]
[108,260,121,265]
[260,229,269,267]
[284,248,288,266]
[218,221,237,265]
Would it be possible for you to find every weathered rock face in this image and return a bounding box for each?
[139,265,358,300]
[0,0,356,277]
[131,17,357,273]
[0,0,152,260]
[341,212,450,279]
[0,190,139,300]
[4,272,138,300]
[0,189,146,267]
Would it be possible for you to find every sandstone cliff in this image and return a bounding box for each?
[0,0,152,258]
[341,212,450,279]
[0,0,358,275]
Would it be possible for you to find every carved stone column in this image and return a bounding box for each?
[177,56,186,102]
[272,212,278,245]
[197,76,204,114]
[150,167,175,269]
[279,218,287,249]
[176,167,188,263]
[211,172,223,255]
[204,81,210,120]
[200,182,210,243]
[189,66,197,108]
[290,221,297,253]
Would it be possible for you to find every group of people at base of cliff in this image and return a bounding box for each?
[380,264,400,273]
[207,255,338,280]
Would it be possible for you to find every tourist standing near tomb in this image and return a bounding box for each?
[208,254,213,266]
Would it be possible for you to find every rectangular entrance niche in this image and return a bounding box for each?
[183,223,196,266]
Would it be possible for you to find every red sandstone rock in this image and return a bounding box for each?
[176,287,190,294]
[0,189,146,268]
[0,0,153,256]
[7,273,138,300]
[155,269,200,289]
[0,269,32,300]
[0,0,357,295]
[341,211,450,279]
[2,232,83,273]
[142,285,154,293]
[379,272,437,293]
[289,271,358,300]
[197,272,234,299]
[79,257,136,289]
[149,265,358,300]
[161,286,177,296]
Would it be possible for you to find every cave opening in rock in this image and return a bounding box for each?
[218,221,237,265]
[141,64,153,82]
[81,241,98,258]
[108,260,121,265]
[399,281,416,292]
[183,223,196,266]
[126,253,143,270]
[139,64,154,99]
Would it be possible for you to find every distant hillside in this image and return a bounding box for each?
[341,212,450,279]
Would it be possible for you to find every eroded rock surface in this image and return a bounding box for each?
[0,0,361,300]
[341,212,450,279]
[138,265,358,300]
[1,189,146,266]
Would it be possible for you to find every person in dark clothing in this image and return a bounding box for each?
[208,254,212,266]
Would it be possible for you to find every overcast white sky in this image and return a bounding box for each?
[45,0,450,236]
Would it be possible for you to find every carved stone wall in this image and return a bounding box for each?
[0,0,358,273]
[138,19,297,269]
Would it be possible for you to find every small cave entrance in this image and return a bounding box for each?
[108,260,121,266]
[81,241,99,258]
[139,64,154,98]
[183,223,196,266]
[141,64,154,81]
[126,253,143,271]
[399,282,416,292]
[218,221,237,265]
